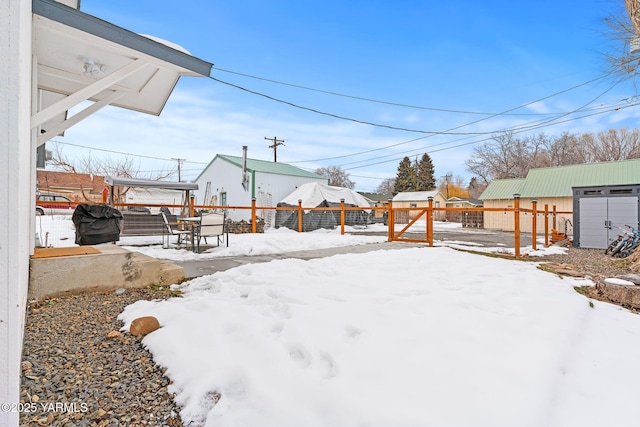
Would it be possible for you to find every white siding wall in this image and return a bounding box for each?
[194,158,253,221]
[1,1,32,424]
[195,159,327,222]
[255,172,325,208]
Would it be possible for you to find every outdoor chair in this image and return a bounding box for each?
[161,212,192,249]
[195,211,228,252]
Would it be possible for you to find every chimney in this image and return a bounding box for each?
[242,146,249,191]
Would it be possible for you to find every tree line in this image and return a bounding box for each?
[465,128,640,185]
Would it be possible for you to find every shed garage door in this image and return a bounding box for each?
[578,197,638,249]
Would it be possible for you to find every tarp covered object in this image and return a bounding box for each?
[275,182,371,231]
[72,204,123,245]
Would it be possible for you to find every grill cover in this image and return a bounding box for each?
[72,204,123,245]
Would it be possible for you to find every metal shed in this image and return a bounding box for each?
[572,184,640,249]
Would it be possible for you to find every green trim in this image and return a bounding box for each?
[251,170,256,199]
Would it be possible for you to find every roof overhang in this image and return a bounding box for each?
[105,176,198,191]
[31,0,213,145]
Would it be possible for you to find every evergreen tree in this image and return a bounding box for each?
[416,153,436,190]
[393,157,416,195]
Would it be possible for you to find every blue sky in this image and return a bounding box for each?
[56,0,638,192]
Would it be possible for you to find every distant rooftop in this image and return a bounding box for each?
[197,154,327,181]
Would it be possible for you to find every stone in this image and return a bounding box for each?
[617,274,640,285]
[129,316,160,336]
[598,282,640,307]
[107,330,121,339]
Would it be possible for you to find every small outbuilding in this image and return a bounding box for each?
[572,184,640,249]
[194,154,328,223]
[480,159,640,235]
[275,182,371,231]
[391,190,447,222]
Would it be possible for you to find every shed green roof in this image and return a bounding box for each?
[479,159,640,200]
[478,179,525,200]
[196,154,327,181]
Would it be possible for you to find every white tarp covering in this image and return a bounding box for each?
[280,182,371,210]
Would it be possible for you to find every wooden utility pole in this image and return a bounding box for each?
[172,158,185,182]
[265,136,285,162]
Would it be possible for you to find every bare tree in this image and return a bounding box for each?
[376,177,396,195]
[542,131,588,167]
[314,165,355,189]
[465,132,537,183]
[467,177,486,199]
[602,1,640,84]
[583,128,640,161]
[466,128,640,185]
[48,144,176,202]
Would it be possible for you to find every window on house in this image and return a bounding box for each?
[220,192,227,209]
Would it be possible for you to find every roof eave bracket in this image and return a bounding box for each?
[31,58,148,131]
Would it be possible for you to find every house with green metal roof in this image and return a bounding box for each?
[479,159,640,231]
[194,154,328,223]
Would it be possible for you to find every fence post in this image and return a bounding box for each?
[427,196,434,247]
[387,199,393,241]
[340,198,345,235]
[531,199,537,251]
[544,204,549,247]
[189,195,195,217]
[297,199,303,232]
[251,198,257,233]
[514,194,521,258]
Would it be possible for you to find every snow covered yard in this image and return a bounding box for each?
[119,247,640,427]
[33,215,640,426]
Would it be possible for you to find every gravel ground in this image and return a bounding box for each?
[534,244,633,282]
[18,243,635,427]
[19,288,182,427]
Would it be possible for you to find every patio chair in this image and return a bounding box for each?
[195,211,228,252]
[161,212,192,249]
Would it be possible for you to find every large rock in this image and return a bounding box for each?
[129,316,160,336]
[597,282,640,308]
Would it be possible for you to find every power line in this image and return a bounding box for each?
[209,72,614,137]
[213,67,614,117]
[50,140,209,165]
[282,78,624,166]
[342,100,640,171]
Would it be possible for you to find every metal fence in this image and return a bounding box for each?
[35,196,573,257]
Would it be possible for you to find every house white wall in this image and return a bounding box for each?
[195,157,251,220]
[194,158,327,222]
[1,0,32,424]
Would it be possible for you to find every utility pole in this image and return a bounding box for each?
[172,158,185,182]
[265,136,285,162]
[441,173,452,198]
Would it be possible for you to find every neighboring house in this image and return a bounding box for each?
[445,197,484,227]
[391,190,447,222]
[36,170,106,202]
[358,192,392,220]
[479,159,640,233]
[194,154,328,222]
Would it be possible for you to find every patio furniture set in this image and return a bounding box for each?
[161,211,228,252]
